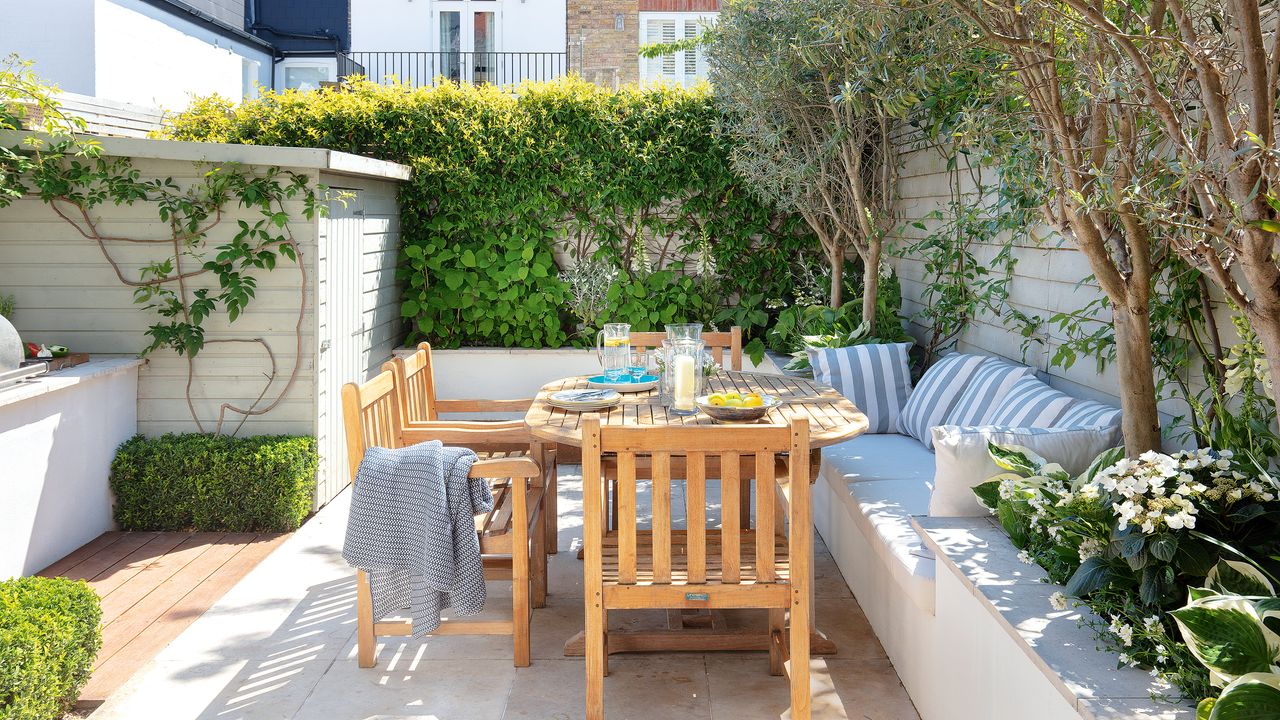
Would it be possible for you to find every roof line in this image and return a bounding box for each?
[133,0,277,51]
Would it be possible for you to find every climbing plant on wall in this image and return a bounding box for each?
[1,59,330,433]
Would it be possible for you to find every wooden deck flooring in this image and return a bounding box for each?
[39,531,289,711]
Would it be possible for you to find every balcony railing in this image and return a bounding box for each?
[338,51,569,89]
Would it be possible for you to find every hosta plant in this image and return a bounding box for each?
[1170,560,1280,719]
[975,446,1280,608]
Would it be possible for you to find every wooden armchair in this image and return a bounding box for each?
[384,342,558,555]
[580,416,813,720]
[341,369,548,668]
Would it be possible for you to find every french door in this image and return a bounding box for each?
[434,2,499,84]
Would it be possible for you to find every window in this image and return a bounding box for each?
[242,59,261,100]
[282,64,332,92]
[639,12,715,87]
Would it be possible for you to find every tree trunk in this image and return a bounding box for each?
[829,246,844,309]
[861,242,881,329]
[1113,301,1163,454]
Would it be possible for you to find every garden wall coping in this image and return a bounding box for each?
[913,516,1195,720]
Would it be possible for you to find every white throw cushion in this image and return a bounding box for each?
[1057,398,1123,429]
[896,353,988,450]
[988,376,1075,427]
[808,342,913,434]
[944,359,1036,427]
[928,425,1124,517]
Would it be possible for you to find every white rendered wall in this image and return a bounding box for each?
[0,0,98,95]
[94,0,272,111]
[0,361,140,579]
[351,0,566,53]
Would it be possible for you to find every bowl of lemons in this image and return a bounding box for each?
[695,391,780,422]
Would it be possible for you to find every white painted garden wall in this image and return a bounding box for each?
[889,140,1223,436]
[0,134,409,509]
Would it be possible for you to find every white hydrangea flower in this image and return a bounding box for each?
[1049,592,1069,611]
[1017,550,1034,565]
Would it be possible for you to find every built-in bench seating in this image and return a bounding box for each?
[807,351,1162,719]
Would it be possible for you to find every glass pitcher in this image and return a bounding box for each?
[665,323,703,344]
[595,323,631,382]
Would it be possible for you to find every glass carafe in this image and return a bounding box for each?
[595,323,631,382]
[664,323,703,344]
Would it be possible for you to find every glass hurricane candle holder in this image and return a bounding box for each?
[665,339,705,416]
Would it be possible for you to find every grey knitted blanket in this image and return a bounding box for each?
[343,440,490,636]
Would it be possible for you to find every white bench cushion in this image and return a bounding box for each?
[821,434,937,484]
[820,434,937,613]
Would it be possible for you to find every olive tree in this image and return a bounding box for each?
[706,0,917,323]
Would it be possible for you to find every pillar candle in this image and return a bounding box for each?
[673,354,696,410]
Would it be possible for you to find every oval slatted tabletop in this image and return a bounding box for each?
[524,370,868,448]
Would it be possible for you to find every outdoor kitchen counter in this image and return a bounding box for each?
[0,357,144,409]
[0,357,143,578]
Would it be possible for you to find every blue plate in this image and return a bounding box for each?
[586,374,659,392]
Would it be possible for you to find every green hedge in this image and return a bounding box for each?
[0,577,101,720]
[164,78,819,350]
[110,434,318,532]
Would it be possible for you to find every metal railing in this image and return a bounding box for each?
[338,51,569,88]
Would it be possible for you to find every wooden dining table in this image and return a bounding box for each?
[524,369,869,658]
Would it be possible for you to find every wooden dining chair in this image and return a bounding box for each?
[385,342,558,556]
[609,327,749,530]
[628,325,743,371]
[341,369,548,668]
[580,416,813,720]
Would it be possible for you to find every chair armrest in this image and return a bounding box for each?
[469,456,540,479]
[401,421,534,446]
[434,398,534,413]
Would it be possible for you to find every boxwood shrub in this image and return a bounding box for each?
[0,577,101,720]
[110,434,318,532]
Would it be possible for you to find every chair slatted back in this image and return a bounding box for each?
[583,419,807,587]
[387,342,439,424]
[629,327,743,371]
[341,369,405,484]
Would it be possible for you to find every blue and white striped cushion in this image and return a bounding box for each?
[988,376,1076,427]
[896,353,988,449]
[808,342,913,434]
[1057,398,1123,429]
[944,359,1035,427]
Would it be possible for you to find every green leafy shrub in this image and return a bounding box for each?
[0,577,101,720]
[164,78,815,349]
[110,434,318,532]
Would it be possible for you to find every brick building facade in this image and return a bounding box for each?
[569,0,719,88]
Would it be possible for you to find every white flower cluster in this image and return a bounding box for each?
[1048,591,1069,611]
[1086,449,1275,535]
[1077,537,1103,562]
[1108,616,1134,647]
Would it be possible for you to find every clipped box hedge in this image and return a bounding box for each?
[0,577,101,720]
[110,434,318,532]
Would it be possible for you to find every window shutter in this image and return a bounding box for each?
[683,20,698,80]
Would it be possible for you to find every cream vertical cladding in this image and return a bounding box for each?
[0,132,411,509]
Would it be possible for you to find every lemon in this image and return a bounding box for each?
[604,337,629,347]
[744,392,762,402]
[743,395,764,408]
[708,394,726,406]
[726,398,745,407]
[723,391,742,401]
